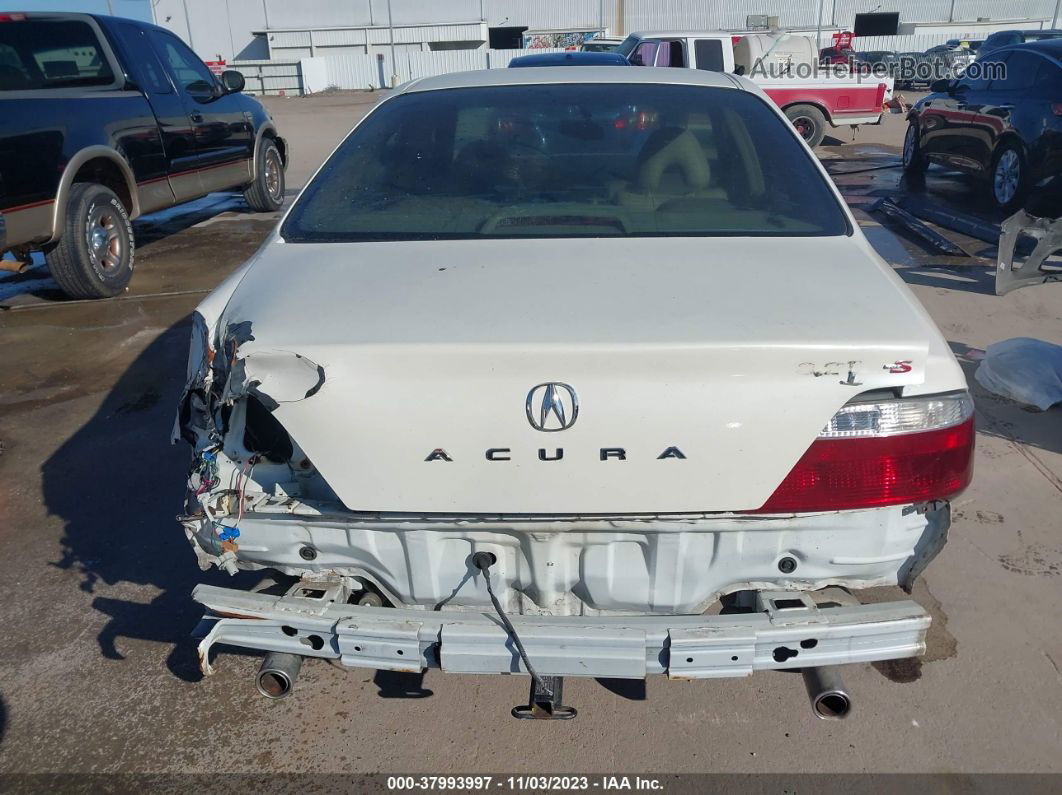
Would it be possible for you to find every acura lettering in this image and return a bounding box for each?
[424,446,688,462]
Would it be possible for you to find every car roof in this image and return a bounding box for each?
[994,39,1062,61]
[509,51,629,67]
[397,65,742,94]
[19,11,171,37]
[626,30,731,39]
[1021,38,1062,55]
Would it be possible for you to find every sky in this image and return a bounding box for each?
[0,0,153,23]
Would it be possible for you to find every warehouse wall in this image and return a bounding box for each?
[483,0,1059,34]
[153,0,268,61]
[154,0,1061,61]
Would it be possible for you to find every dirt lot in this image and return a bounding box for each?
[1,90,1060,777]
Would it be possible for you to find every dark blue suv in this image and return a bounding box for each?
[902,40,1062,211]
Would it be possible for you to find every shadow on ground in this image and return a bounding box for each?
[373,670,434,698]
[0,191,292,306]
[42,318,259,682]
[132,188,294,247]
[893,261,997,295]
[595,678,646,701]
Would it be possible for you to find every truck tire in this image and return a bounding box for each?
[244,139,285,212]
[989,140,1029,213]
[902,121,927,176]
[45,182,134,299]
[785,104,827,148]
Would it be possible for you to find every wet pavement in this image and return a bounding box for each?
[1,96,1061,777]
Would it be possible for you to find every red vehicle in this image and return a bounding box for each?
[819,46,856,66]
[618,31,893,147]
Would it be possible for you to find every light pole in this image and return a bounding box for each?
[1053,0,1061,28]
[387,0,398,87]
[815,0,825,52]
[181,0,196,48]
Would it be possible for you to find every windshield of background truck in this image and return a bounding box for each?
[282,84,849,243]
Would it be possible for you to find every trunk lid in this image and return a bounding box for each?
[221,235,940,514]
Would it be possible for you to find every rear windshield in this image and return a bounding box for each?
[282,84,849,242]
[0,19,115,91]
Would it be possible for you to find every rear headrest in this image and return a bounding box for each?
[636,128,710,193]
[42,60,79,78]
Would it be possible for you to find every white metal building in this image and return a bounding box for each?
[151,0,1062,64]
[261,22,489,61]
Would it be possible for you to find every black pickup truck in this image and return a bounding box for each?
[0,11,288,298]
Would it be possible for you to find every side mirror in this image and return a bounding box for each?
[221,69,245,93]
[929,78,952,93]
[186,79,217,102]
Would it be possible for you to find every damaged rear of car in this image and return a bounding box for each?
[176,68,974,719]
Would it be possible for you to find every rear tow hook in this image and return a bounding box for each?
[471,551,578,720]
[511,674,577,721]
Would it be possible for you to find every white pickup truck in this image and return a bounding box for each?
[179,67,971,721]
[617,31,893,147]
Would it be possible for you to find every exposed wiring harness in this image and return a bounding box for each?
[193,448,220,496]
[193,450,259,546]
[472,551,552,699]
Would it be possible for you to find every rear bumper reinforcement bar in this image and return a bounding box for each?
[193,584,929,679]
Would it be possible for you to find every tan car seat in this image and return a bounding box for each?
[617,128,725,210]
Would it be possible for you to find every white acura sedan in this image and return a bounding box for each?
[178,67,974,720]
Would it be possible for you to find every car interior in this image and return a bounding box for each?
[284,84,848,241]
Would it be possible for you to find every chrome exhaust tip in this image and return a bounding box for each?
[255,652,303,699]
[802,666,852,720]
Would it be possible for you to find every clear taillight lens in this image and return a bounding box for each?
[820,393,974,438]
[750,392,975,513]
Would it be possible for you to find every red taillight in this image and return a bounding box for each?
[751,416,975,513]
[1052,103,1062,117]
[0,13,27,22]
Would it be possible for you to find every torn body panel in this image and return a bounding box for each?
[996,210,1062,295]
[175,306,332,576]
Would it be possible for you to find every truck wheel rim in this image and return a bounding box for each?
[265,149,282,203]
[993,150,1019,205]
[87,207,122,273]
[791,115,815,141]
[902,125,916,166]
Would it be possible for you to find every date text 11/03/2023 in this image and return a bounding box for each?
[386,776,664,791]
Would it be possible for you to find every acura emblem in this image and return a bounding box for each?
[526,382,578,432]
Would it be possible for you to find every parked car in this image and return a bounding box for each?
[855,50,904,81]
[182,67,973,719]
[924,43,975,76]
[818,45,856,66]
[509,51,629,67]
[979,29,1062,58]
[894,50,934,88]
[903,40,1062,211]
[856,50,898,69]
[0,11,287,298]
[579,36,624,52]
[945,38,983,53]
[617,31,893,147]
